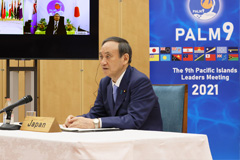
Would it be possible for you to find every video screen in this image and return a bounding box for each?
[0,0,90,35]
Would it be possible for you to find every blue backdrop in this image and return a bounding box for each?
[149,0,240,159]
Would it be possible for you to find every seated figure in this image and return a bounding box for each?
[46,13,66,35]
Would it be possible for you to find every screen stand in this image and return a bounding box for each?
[6,59,38,120]
[0,110,21,130]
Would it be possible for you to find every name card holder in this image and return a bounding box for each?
[20,117,61,133]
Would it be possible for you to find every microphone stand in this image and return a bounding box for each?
[0,110,21,130]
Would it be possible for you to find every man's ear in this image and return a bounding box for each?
[123,53,129,64]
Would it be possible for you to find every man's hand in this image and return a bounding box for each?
[64,116,95,129]
[63,115,75,128]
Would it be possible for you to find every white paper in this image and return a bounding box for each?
[59,125,120,132]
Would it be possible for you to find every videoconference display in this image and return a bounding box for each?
[0,0,99,59]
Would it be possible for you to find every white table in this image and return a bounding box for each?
[0,129,212,160]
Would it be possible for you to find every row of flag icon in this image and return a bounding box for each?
[149,47,239,61]
[150,47,239,54]
[150,54,238,61]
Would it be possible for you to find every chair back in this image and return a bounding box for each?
[152,84,188,133]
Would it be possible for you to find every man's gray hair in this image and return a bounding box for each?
[102,37,132,64]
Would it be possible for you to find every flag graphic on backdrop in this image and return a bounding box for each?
[8,2,11,18]
[160,54,171,61]
[160,47,171,53]
[228,54,239,61]
[206,47,216,53]
[217,47,227,53]
[205,54,216,61]
[1,0,6,19]
[149,47,159,54]
[228,47,238,53]
[194,47,204,53]
[171,47,182,54]
[183,54,193,61]
[149,54,159,61]
[217,54,228,61]
[194,54,204,61]
[74,1,80,17]
[5,0,8,18]
[1,0,3,18]
[183,47,193,53]
[172,54,182,61]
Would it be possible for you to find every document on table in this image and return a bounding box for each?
[59,125,121,132]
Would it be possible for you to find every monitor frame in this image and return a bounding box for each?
[0,0,99,60]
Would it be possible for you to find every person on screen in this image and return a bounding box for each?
[46,13,66,35]
[64,37,163,131]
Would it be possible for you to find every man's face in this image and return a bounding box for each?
[54,14,60,21]
[99,41,129,82]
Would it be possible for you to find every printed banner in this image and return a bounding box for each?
[150,0,240,159]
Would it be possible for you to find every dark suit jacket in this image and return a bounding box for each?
[46,16,66,35]
[82,65,163,131]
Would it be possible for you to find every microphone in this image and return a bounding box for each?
[0,95,33,114]
[0,95,33,130]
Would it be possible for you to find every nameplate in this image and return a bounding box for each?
[20,117,61,133]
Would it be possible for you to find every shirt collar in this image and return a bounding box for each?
[112,70,126,88]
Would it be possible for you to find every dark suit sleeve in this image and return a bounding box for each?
[57,16,66,35]
[46,16,54,35]
[81,79,109,118]
[101,76,157,129]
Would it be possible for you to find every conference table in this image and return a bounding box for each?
[0,129,212,160]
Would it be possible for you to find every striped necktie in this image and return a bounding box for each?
[113,85,118,103]
[54,21,58,34]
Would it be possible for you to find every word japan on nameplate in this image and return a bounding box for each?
[20,117,61,133]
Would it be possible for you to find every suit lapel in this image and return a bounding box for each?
[107,82,115,116]
[113,66,131,115]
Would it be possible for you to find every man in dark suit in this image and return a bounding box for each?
[46,13,66,35]
[64,37,162,131]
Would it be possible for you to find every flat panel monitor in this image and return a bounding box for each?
[0,0,99,59]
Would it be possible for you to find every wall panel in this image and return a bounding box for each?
[40,60,82,123]
[121,0,149,77]
[0,60,6,122]
[18,71,25,122]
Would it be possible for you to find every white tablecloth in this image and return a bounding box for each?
[0,129,212,160]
